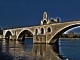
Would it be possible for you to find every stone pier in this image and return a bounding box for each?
[33,35,46,43]
[10,35,16,40]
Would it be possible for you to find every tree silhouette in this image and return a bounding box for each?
[67,31,74,38]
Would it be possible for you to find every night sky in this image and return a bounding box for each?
[0,0,80,33]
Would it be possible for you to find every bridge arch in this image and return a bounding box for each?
[41,28,44,34]
[5,31,12,39]
[47,27,52,33]
[17,29,33,40]
[49,23,80,43]
[35,28,38,35]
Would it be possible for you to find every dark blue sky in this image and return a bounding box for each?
[0,0,80,33]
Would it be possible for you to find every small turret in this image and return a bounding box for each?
[43,12,48,19]
[53,18,60,23]
[41,12,51,25]
[50,18,60,24]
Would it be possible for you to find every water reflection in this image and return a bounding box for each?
[0,40,13,60]
[1,39,62,60]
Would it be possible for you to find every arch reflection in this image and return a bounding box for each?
[2,39,64,60]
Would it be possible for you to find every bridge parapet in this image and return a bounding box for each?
[46,20,80,43]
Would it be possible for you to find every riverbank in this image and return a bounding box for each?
[25,37,33,38]
[60,38,80,39]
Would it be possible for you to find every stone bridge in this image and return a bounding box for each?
[3,12,80,44]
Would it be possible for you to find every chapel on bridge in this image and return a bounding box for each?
[40,12,60,25]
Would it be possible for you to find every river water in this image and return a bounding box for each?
[59,38,80,60]
[0,38,80,60]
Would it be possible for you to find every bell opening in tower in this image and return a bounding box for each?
[43,20,47,25]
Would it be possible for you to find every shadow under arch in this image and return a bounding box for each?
[5,31,12,40]
[50,24,80,44]
[17,30,33,42]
